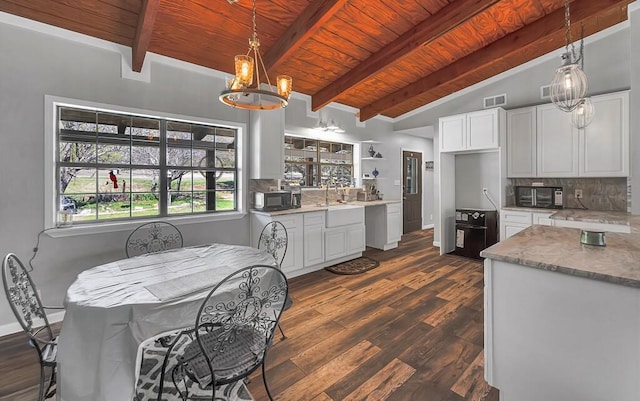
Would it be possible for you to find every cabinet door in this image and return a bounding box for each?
[507,107,537,177]
[532,212,553,226]
[537,104,579,177]
[580,92,629,177]
[387,210,402,243]
[467,109,499,150]
[325,229,347,260]
[280,227,299,274]
[503,223,529,240]
[439,114,466,152]
[250,109,285,179]
[303,224,324,267]
[347,225,365,254]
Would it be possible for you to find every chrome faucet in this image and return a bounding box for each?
[324,175,337,206]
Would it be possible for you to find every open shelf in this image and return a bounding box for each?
[361,157,385,160]
[361,140,382,144]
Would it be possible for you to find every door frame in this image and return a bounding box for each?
[400,147,426,231]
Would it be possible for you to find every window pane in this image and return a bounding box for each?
[63,194,97,222]
[97,112,129,135]
[169,192,194,215]
[98,168,129,196]
[131,145,160,166]
[217,171,235,190]
[216,129,236,168]
[130,116,160,143]
[285,163,314,187]
[192,192,208,213]
[59,108,97,134]
[130,169,160,193]
[168,169,192,191]
[60,168,96,195]
[59,141,96,164]
[167,121,193,166]
[97,144,130,164]
[216,191,235,211]
[132,193,160,217]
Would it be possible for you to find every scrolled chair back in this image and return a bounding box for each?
[2,253,53,341]
[258,221,288,268]
[126,221,183,258]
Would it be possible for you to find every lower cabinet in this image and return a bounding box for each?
[500,209,552,241]
[325,224,365,260]
[365,202,402,250]
[303,212,324,267]
[251,213,303,275]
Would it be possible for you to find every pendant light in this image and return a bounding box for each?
[219,0,292,110]
[571,97,595,129]
[549,0,588,112]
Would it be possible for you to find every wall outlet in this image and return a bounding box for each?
[575,189,583,199]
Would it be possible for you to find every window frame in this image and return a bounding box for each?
[44,96,246,236]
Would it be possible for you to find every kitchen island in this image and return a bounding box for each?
[481,225,640,401]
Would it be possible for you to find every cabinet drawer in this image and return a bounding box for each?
[274,215,298,229]
[304,212,324,227]
[501,210,532,225]
[386,203,401,214]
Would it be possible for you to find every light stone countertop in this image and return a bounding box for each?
[502,206,633,226]
[250,200,400,216]
[481,224,640,288]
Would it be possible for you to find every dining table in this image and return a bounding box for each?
[56,243,276,401]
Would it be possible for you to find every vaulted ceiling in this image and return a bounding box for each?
[1,0,633,121]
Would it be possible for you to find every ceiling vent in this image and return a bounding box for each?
[483,94,507,109]
[540,85,551,99]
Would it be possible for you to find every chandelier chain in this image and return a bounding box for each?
[252,0,257,44]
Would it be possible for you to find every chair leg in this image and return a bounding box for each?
[261,350,275,401]
[277,322,287,340]
[38,363,45,401]
[44,366,56,399]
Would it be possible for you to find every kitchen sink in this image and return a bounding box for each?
[325,204,364,227]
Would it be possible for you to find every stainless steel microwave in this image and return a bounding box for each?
[515,186,563,209]
[254,191,292,211]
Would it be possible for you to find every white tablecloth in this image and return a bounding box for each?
[57,244,275,401]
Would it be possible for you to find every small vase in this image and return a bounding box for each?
[372,168,379,178]
[368,145,376,157]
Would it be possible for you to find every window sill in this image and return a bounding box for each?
[46,211,246,238]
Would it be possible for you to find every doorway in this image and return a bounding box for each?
[403,150,422,234]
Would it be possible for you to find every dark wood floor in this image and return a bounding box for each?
[0,229,498,401]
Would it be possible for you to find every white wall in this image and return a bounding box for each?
[455,152,500,210]
[0,20,257,330]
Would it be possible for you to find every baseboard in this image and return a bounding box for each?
[433,241,440,247]
[422,224,434,229]
[0,310,66,337]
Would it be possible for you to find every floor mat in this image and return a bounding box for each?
[325,256,380,275]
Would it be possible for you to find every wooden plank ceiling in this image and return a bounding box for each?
[1,0,633,121]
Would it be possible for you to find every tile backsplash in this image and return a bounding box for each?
[506,178,628,212]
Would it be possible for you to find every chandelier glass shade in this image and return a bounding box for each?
[549,0,589,113]
[571,97,595,129]
[219,0,292,110]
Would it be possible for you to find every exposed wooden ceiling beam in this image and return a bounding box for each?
[310,0,501,111]
[359,0,631,121]
[132,0,160,72]
[263,0,348,73]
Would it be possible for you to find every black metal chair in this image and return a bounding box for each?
[156,265,288,401]
[258,221,293,339]
[2,253,60,401]
[126,221,184,258]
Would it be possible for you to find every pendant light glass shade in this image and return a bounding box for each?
[571,97,594,129]
[277,75,292,99]
[234,55,254,87]
[550,54,588,112]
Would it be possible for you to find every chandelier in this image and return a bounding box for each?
[219,0,292,110]
[549,0,588,113]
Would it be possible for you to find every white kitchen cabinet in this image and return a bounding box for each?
[250,109,285,179]
[506,107,537,177]
[325,227,347,260]
[250,213,303,275]
[364,202,402,250]
[580,91,629,177]
[500,209,532,241]
[536,103,579,177]
[532,212,553,226]
[508,91,629,178]
[347,224,365,254]
[303,212,324,267]
[439,108,505,153]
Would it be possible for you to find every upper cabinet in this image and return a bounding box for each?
[580,92,629,177]
[536,103,580,177]
[250,109,285,179]
[439,108,505,153]
[506,91,629,178]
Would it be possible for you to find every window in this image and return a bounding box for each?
[56,106,238,225]
[284,135,353,187]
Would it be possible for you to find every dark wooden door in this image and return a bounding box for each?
[403,151,422,234]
